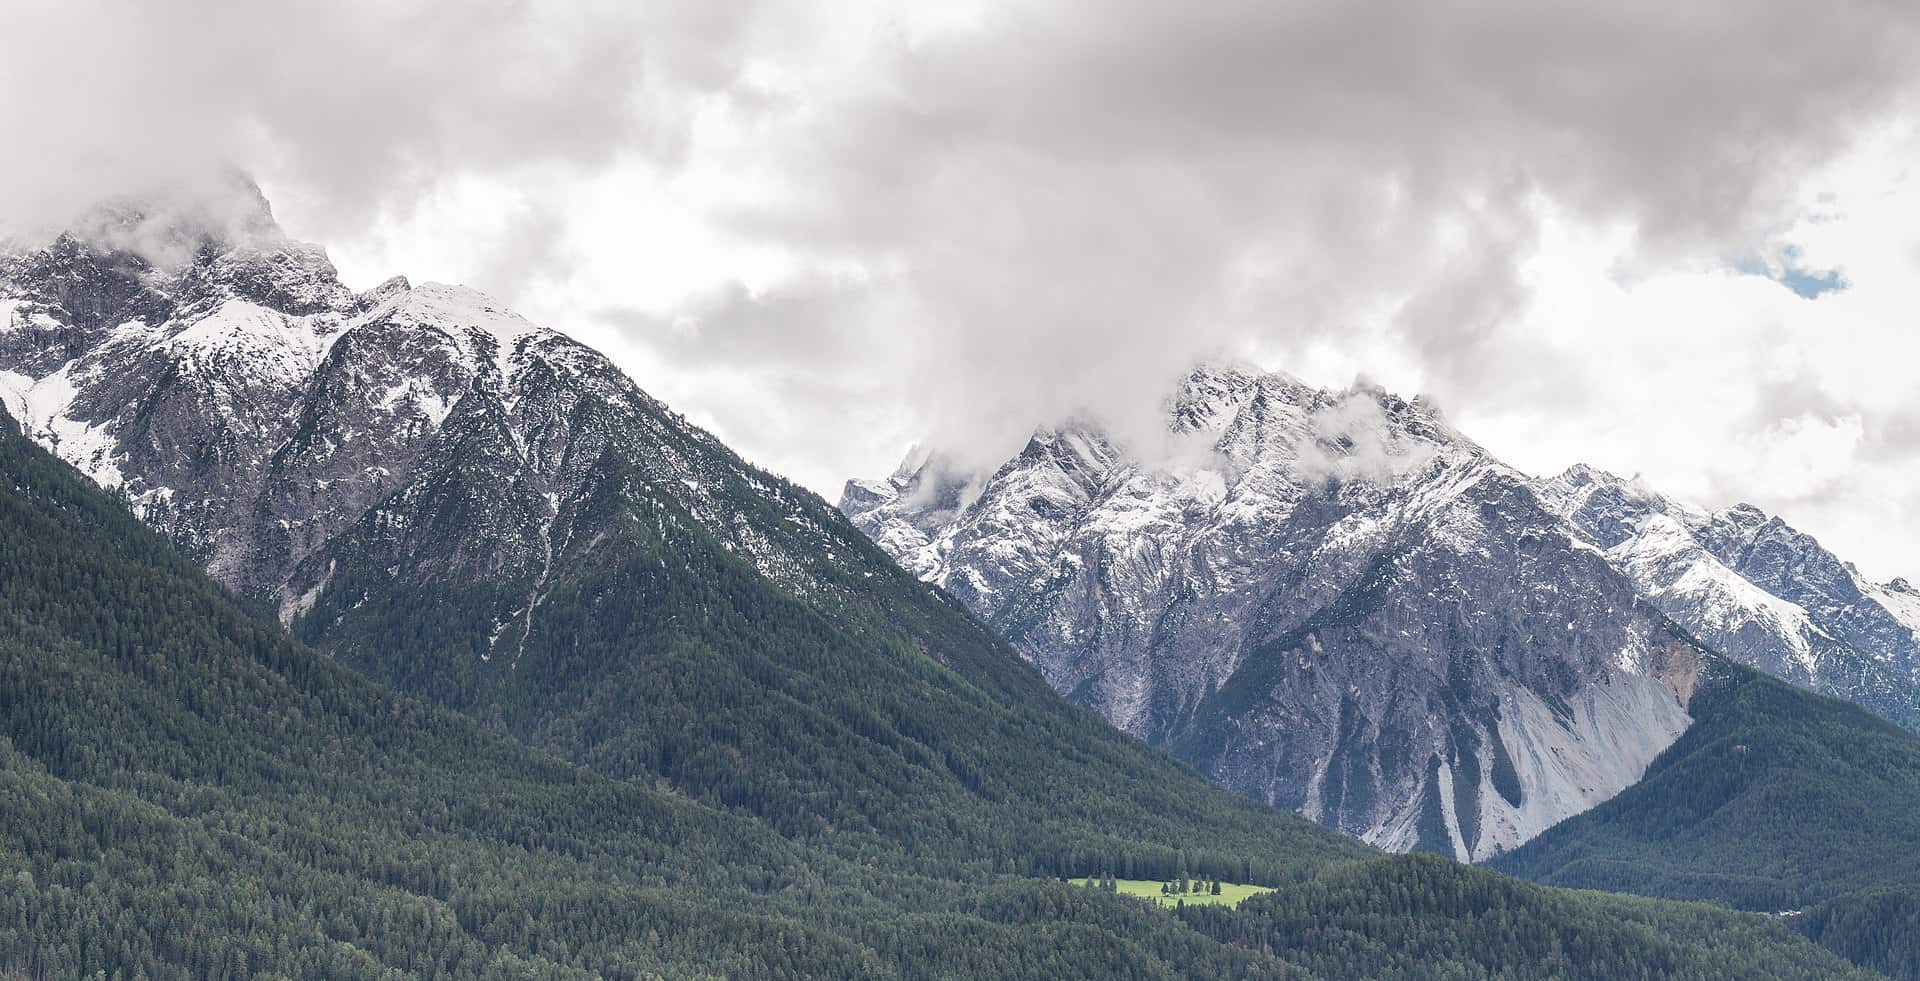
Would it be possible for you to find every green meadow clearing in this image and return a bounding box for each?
[1070,877,1275,908]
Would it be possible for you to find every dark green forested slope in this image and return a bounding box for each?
[1495,658,1920,978]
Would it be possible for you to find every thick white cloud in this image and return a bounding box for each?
[11,0,1920,578]
[0,0,775,238]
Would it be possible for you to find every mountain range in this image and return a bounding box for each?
[2,183,1901,977]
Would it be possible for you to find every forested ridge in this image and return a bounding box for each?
[0,404,1880,978]
[1496,658,1920,978]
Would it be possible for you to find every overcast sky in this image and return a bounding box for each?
[12,0,1920,580]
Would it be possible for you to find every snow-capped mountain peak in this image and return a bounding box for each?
[846,365,1710,861]
[0,186,868,638]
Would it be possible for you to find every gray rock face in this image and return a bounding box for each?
[844,364,1707,860]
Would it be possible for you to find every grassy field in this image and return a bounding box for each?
[1070,877,1275,908]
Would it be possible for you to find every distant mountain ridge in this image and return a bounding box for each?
[842,362,1920,860]
[1534,463,1920,726]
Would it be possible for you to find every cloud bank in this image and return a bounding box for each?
[10,0,1920,577]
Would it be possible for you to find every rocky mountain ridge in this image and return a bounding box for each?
[843,363,1920,859]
